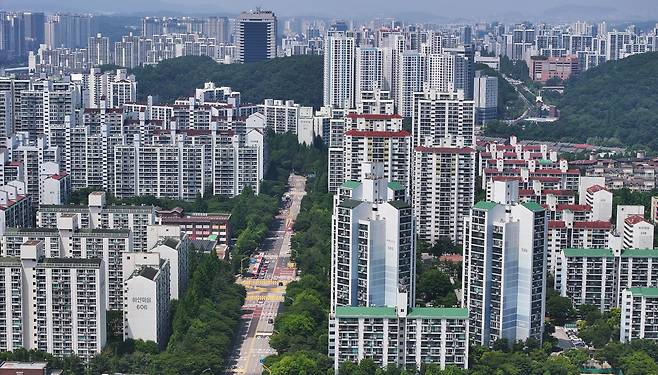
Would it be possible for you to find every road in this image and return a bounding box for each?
[229,174,306,375]
[501,73,537,124]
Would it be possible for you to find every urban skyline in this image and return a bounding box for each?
[0,2,657,375]
[1,2,658,23]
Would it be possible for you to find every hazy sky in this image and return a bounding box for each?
[3,0,658,22]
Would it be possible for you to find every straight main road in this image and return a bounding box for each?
[228,174,306,375]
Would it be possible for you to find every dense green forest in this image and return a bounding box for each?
[132,55,323,107]
[486,52,658,150]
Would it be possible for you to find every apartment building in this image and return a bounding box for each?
[36,191,155,251]
[413,144,475,244]
[462,181,547,347]
[412,90,475,148]
[620,288,658,342]
[557,248,658,312]
[2,214,132,311]
[0,240,106,360]
[123,254,171,347]
[332,305,469,370]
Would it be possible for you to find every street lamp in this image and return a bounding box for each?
[199,368,213,375]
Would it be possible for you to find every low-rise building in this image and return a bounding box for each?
[155,208,230,245]
[331,305,469,370]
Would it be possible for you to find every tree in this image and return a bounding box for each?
[546,293,575,325]
[270,352,325,375]
[416,269,456,307]
[621,351,658,375]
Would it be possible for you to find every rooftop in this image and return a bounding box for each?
[335,306,469,319]
[335,306,396,318]
[627,287,658,298]
[389,200,411,210]
[563,248,614,258]
[621,248,658,258]
[340,180,361,189]
[387,181,404,191]
[473,201,497,211]
[338,199,362,209]
[522,201,544,213]
[407,307,469,319]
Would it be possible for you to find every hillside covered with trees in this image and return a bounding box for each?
[132,55,323,107]
[486,52,658,150]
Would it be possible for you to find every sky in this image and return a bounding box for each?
[2,0,658,22]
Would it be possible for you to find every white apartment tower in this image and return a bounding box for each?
[412,90,475,148]
[0,240,106,360]
[331,162,415,310]
[620,288,658,342]
[413,143,476,244]
[462,180,548,347]
[88,34,111,66]
[355,47,385,104]
[397,51,426,118]
[324,31,356,109]
[123,253,171,348]
[473,71,498,124]
[341,113,412,194]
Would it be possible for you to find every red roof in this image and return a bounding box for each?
[556,204,591,212]
[573,221,612,230]
[586,184,607,193]
[625,215,648,225]
[531,177,561,183]
[544,190,575,196]
[51,171,69,180]
[532,168,579,175]
[491,176,522,182]
[549,220,566,229]
[519,189,535,196]
[439,254,463,263]
[345,113,402,120]
[345,130,410,138]
[415,146,474,154]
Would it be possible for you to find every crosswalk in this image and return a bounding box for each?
[245,295,285,302]
[239,279,292,287]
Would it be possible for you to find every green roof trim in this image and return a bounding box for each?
[335,306,396,318]
[621,248,658,258]
[407,307,469,319]
[522,201,545,212]
[389,200,411,209]
[473,201,497,211]
[338,199,362,209]
[387,181,405,191]
[627,287,658,298]
[340,180,361,189]
[538,159,553,164]
[335,306,469,319]
[563,248,615,258]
